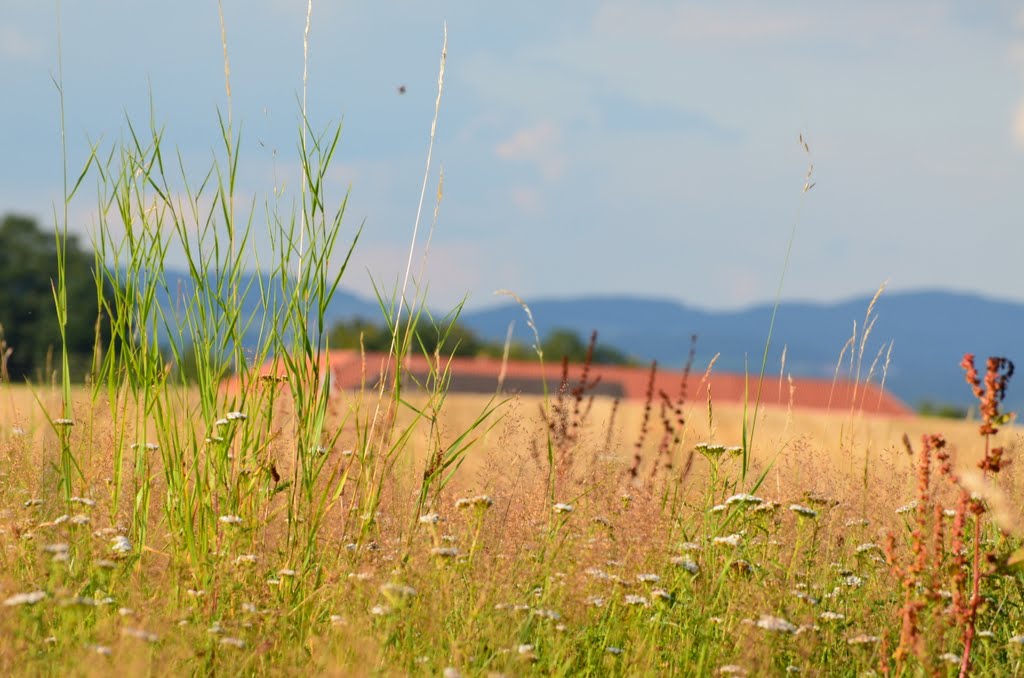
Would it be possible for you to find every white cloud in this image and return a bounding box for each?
[0,25,43,61]
[1012,100,1024,148]
[494,121,567,181]
[507,186,543,215]
[343,239,516,309]
[592,3,811,44]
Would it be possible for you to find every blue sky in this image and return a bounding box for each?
[2,1,1023,310]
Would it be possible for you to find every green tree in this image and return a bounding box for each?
[541,328,634,365]
[328,316,488,357]
[0,214,106,382]
[327,317,396,352]
[326,318,634,366]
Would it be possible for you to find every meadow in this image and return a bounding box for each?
[2,378,1023,676]
[2,10,1024,676]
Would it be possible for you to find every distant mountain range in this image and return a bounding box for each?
[157,270,1023,412]
[459,291,1024,413]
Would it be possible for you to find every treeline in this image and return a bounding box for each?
[327,317,635,366]
[0,212,634,383]
[0,214,109,382]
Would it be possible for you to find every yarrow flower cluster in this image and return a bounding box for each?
[3,591,47,606]
[694,442,743,460]
[713,533,743,548]
[671,556,700,575]
[430,547,459,559]
[789,504,818,519]
[895,501,918,515]
[110,535,132,554]
[756,615,797,633]
[725,494,764,507]
[455,495,493,510]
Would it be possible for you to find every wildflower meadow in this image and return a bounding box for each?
[1,8,1023,677]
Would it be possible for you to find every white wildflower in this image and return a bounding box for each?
[606,646,623,656]
[713,534,743,548]
[418,513,441,524]
[225,411,247,421]
[4,591,47,606]
[752,501,780,515]
[52,418,74,427]
[636,573,660,583]
[794,591,819,605]
[725,494,763,507]
[623,595,649,607]
[586,596,605,607]
[789,504,818,519]
[938,653,960,665]
[553,503,574,514]
[455,495,493,510]
[895,501,918,515]
[122,627,159,643]
[819,611,845,622]
[233,554,257,565]
[380,583,416,600]
[110,535,132,554]
[219,515,243,525]
[671,556,700,574]
[847,634,880,645]
[220,637,246,649]
[757,615,797,633]
[430,547,459,559]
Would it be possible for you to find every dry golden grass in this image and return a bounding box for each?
[5,384,1020,508]
[3,382,1023,676]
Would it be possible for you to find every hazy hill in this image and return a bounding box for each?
[458,291,1024,413]
[154,269,1022,412]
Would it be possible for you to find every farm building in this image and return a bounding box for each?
[224,349,912,417]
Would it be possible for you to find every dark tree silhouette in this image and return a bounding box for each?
[0,214,106,382]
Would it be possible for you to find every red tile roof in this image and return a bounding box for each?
[222,349,912,417]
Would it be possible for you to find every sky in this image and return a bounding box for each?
[2,1,1023,311]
